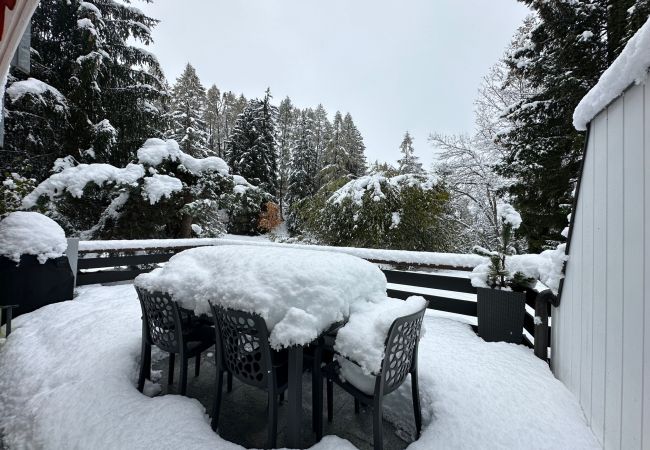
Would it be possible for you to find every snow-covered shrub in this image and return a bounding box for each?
[22,139,269,239]
[471,203,535,290]
[226,178,273,235]
[295,173,455,251]
[0,173,36,215]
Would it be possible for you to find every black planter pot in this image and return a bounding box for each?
[477,287,526,344]
[0,254,74,324]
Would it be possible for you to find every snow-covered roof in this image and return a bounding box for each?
[573,17,650,130]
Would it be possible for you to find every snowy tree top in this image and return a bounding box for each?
[0,212,67,264]
[137,139,229,176]
[329,173,439,206]
[497,203,522,230]
[574,17,650,130]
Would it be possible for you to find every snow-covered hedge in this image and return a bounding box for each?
[293,173,458,252]
[22,139,271,239]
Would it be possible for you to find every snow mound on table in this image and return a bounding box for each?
[335,296,427,376]
[0,212,67,263]
[137,138,229,176]
[574,17,650,130]
[22,163,145,208]
[382,314,600,449]
[142,174,183,204]
[0,284,353,450]
[135,245,387,349]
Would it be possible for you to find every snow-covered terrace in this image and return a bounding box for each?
[0,237,599,449]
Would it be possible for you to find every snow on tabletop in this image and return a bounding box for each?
[137,138,229,176]
[335,296,427,377]
[6,78,65,103]
[78,237,487,269]
[0,212,67,263]
[135,245,388,349]
[142,174,183,204]
[0,284,598,449]
[0,285,355,450]
[574,16,650,130]
[22,163,145,208]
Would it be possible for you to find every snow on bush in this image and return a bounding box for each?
[335,296,427,384]
[0,212,67,263]
[142,174,183,204]
[328,173,439,206]
[6,78,66,103]
[574,17,650,130]
[22,163,145,208]
[0,285,599,449]
[496,203,522,230]
[296,172,454,252]
[137,138,229,176]
[135,245,387,349]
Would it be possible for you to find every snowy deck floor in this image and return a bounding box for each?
[0,284,599,450]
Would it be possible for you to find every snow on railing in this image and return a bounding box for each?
[78,237,487,270]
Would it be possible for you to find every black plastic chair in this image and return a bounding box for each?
[319,305,427,450]
[135,287,217,396]
[210,303,310,449]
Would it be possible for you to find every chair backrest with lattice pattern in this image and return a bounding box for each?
[379,306,427,395]
[210,304,274,389]
[135,287,183,354]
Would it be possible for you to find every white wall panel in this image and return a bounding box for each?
[553,74,648,450]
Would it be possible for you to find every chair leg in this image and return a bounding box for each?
[211,369,224,432]
[373,395,383,450]
[137,341,151,392]
[267,391,278,449]
[195,354,201,377]
[227,371,233,393]
[327,378,333,423]
[312,345,322,434]
[168,353,175,386]
[411,372,422,437]
[354,399,360,414]
[180,353,189,396]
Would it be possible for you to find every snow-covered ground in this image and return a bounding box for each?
[0,284,598,449]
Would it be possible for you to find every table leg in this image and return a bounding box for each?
[287,346,304,448]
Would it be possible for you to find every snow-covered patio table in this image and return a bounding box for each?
[134,245,388,448]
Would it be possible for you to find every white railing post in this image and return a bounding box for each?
[66,238,80,290]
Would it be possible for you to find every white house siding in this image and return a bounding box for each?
[552,76,649,450]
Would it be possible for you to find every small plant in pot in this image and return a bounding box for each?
[471,204,534,344]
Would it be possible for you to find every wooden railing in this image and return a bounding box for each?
[71,238,551,359]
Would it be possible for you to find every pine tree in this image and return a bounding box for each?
[169,63,209,157]
[287,110,318,209]
[310,104,331,173]
[276,97,296,214]
[496,1,646,250]
[341,113,366,176]
[397,132,424,174]
[318,111,347,185]
[205,84,224,157]
[227,89,278,195]
[3,0,166,176]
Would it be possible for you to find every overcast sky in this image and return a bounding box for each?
[140,0,529,168]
